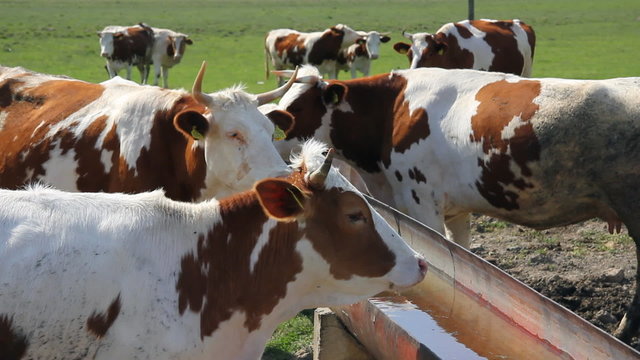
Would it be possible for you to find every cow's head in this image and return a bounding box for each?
[257,140,426,304]
[98,31,120,58]
[167,33,193,62]
[268,66,347,160]
[393,31,446,69]
[173,62,296,198]
[357,31,391,60]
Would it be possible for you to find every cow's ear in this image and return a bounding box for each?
[393,42,411,54]
[381,36,391,43]
[356,38,366,45]
[185,38,193,45]
[265,109,295,138]
[174,110,210,141]
[255,179,306,220]
[322,83,347,107]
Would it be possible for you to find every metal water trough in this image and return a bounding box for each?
[335,196,640,359]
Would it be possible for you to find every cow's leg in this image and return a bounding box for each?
[351,67,357,79]
[613,220,640,342]
[161,66,169,88]
[125,66,132,80]
[137,64,149,84]
[153,62,161,86]
[445,213,471,249]
[105,63,117,78]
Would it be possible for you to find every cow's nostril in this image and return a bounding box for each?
[418,258,428,276]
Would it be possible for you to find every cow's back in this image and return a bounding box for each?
[0,68,196,196]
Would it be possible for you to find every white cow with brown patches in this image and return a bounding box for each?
[393,19,535,76]
[266,65,640,342]
[150,27,193,88]
[97,23,155,83]
[0,141,427,359]
[0,63,297,201]
[264,24,363,85]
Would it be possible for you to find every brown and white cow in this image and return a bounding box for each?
[0,63,297,201]
[393,19,535,76]
[0,141,427,359]
[98,23,155,84]
[268,65,640,342]
[264,24,363,84]
[336,31,391,79]
[150,27,193,88]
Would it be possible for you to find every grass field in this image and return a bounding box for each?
[1,0,639,95]
[1,0,639,358]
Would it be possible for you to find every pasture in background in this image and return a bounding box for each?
[0,0,638,95]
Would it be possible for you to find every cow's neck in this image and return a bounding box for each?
[177,191,306,352]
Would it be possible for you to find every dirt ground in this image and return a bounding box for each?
[468,215,638,348]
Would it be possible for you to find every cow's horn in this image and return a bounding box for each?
[257,67,299,105]
[308,149,335,189]
[402,30,413,39]
[380,32,392,36]
[192,61,213,105]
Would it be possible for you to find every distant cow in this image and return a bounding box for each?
[265,24,363,84]
[150,27,193,88]
[393,19,535,76]
[337,31,391,78]
[0,141,427,359]
[98,23,155,84]
[0,63,298,201]
[269,65,640,342]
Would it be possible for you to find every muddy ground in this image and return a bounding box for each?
[469,215,638,348]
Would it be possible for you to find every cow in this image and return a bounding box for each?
[150,27,193,88]
[97,23,155,84]
[0,141,428,359]
[0,63,298,201]
[266,65,640,342]
[393,19,535,76]
[336,31,391,78]
[264,24,363,85]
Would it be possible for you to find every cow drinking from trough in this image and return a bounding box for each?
[98,23,155,84]
[0,141,427,359]
[264,24,363,85]
[0,63,298,201]
[266,65,640,342]
[393,19,535,76]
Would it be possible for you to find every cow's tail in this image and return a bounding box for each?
[264,34,271,80]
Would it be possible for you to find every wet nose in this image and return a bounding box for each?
[418,258,428,276]
[370,54,379,60]
[100,52,108,58]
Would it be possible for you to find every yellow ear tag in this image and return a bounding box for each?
[273,125,286,141]
[287,187,305,210]
[437,47,445,56]
[191,126,204,140]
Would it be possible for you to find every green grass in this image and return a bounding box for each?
[1,0,638,357]
[263,309,314,359]
[1,0,638,95]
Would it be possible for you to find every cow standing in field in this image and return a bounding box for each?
[0,141,427,359]
[150,27,193,88]
[0,63,298,201]
[393,19,535,76]
[336,31,391,79]
[266,65,640,342]
[98,23,155,84]
[264,24,363,85]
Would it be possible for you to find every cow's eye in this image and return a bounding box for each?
[226,131,246,144]
[347,211,366,223]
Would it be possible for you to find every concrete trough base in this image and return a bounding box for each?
[332,195,640,360]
